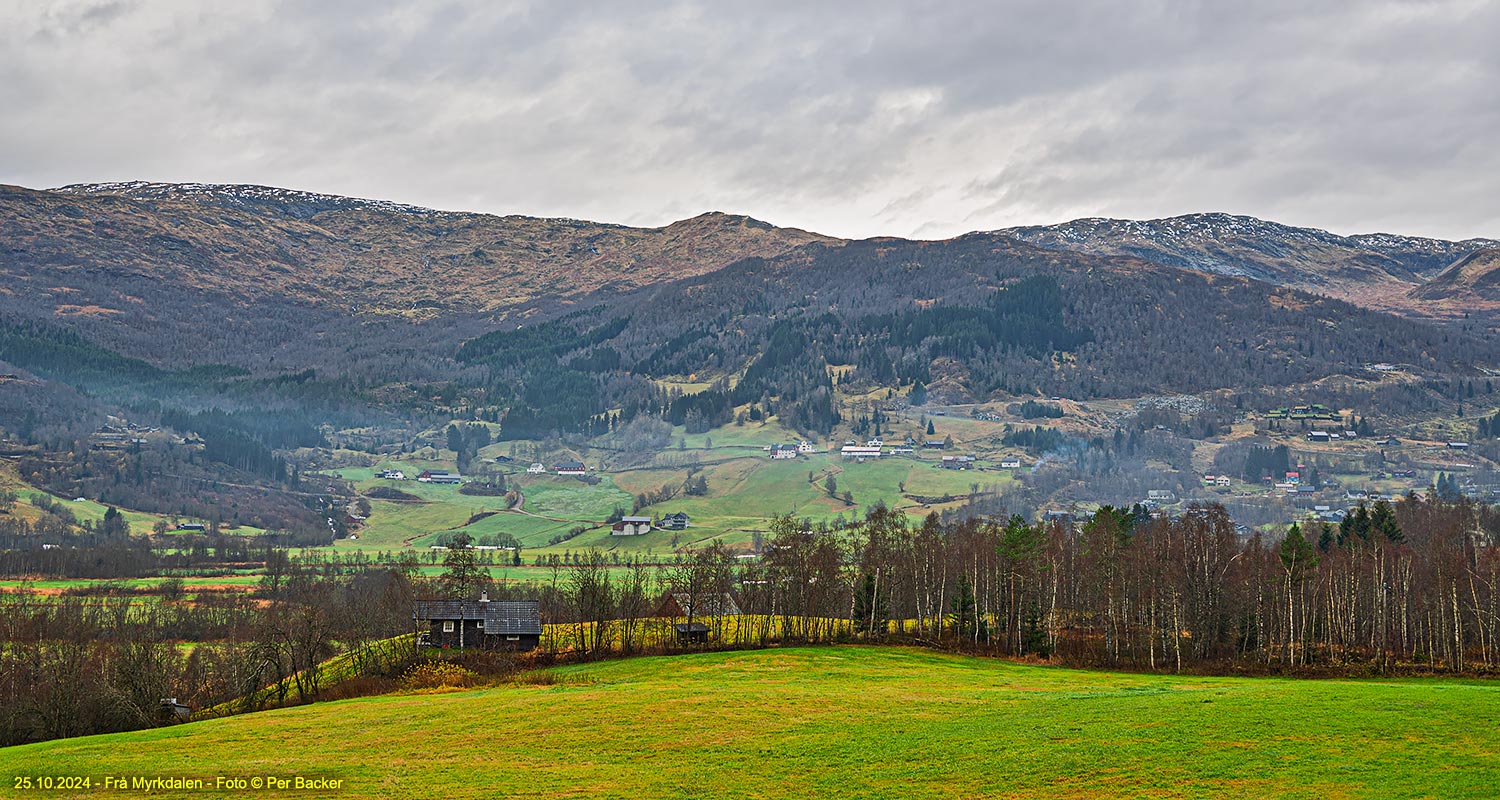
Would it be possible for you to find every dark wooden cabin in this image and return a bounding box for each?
[413,595,543,651]
[674,622,711,644]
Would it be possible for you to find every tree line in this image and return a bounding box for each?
[518,496,1500,674]
[0,554,420,747]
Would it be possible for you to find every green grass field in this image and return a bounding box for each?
[325,448,1013,558]
[518,476,634,520]
[0,414,1014,564]
[0,575,262,592]
[7,493,269,538]
[409,513,582,549]
[4,647,1496,798]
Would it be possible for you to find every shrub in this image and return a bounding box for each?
[366,486,422,502]
[160,576,186,601]
[399,661,479,690]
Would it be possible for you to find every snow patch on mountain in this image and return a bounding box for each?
[54,181,458,218]
[994,213,1499,289]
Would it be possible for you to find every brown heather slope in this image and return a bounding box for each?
[1410,248,1500,304]
[0,183,835,316]
[1410,247,1500,316]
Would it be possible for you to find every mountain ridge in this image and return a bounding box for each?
[50,181,798,234]
[54,180,458,219]
[1,182,835,318]
[995,212,1499,317]
[6,179,1500,380]
[26,182,1500,318]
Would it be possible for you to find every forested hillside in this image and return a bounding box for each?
[454,234,1500,439]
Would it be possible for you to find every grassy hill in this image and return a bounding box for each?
[4,647,1496,798]
[325,440,999,559]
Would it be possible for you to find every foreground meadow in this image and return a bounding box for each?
[2,647,1496,798]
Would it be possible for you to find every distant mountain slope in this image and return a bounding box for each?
[4,182,833,315]
[4,180,1496,390]
[998,213,1499,316]
[489,233,1499,431]
[1411,248,1500,303]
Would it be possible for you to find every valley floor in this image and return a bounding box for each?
[2,647,1497,798]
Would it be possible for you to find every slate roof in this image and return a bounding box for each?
[413,600,543,635]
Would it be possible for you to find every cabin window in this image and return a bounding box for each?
[505,635,519,641]
[442,621,454,632]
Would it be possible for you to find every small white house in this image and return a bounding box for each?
[527,463,546,474]
[999,458,1022,469]
[797,440,817,454]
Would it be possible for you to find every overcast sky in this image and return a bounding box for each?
[2,0,1497,240]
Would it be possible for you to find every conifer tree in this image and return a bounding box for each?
[852,572,889,637]
[949,574,976,641]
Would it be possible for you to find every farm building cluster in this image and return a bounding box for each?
[414,590,741,649]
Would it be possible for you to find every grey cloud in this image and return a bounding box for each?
[1,0,1496,240]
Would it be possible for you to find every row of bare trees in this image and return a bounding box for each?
[0,560,421,747]
[532,496,1500,674]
